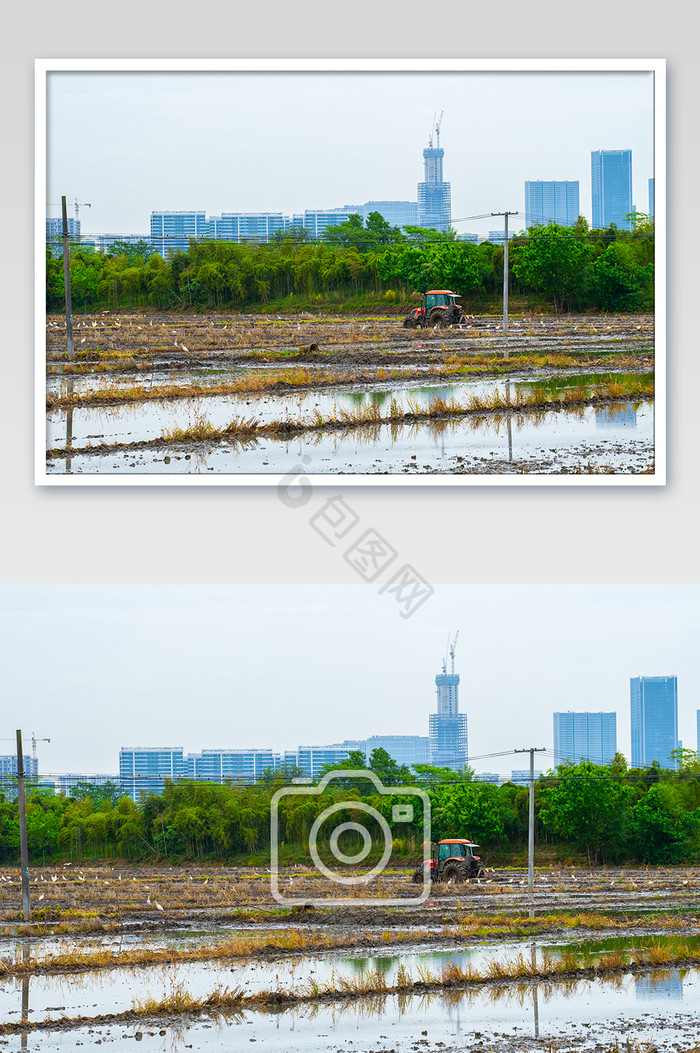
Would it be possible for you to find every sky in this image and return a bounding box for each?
[45,67,655,237]
[2,585,697,779]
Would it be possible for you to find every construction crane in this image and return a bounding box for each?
[74,200,91,226]
[442,630,459,674]
[428,111,444,150]
[46,201,92,229]
[434,110,444,150]
[31,732,50,761]
[449,630,459,674]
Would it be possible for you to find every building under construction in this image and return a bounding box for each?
[429,632,468,768]
[417,112,452,231]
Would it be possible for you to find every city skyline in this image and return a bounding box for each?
[630,675,680,767]
[43,64,656,239]
[1,585,697,777]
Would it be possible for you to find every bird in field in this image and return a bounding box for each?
[155,901,164,911]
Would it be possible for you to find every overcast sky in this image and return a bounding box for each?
[2,585,696,778]
[45,67,655,237]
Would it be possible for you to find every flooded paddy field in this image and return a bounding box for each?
[2,865,698,1051]
[44,312,656,478]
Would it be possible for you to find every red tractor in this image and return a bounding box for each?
[412,838,486,885]
[403,290,468,329]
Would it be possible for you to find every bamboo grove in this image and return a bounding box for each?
[46,214,655,316]
[3,750,699,868]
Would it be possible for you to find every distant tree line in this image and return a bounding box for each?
[46,213,654,315]
[1,747,697,867]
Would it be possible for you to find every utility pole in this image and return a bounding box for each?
[61,195,74,361]
[513,747,546,918]
[491,212,518,348]
[16,730,30,922]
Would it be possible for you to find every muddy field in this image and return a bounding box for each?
[2,864,699,1052]
[3,862,699,932]
[44,312,656,477]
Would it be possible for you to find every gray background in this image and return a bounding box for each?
[0,2,695,586]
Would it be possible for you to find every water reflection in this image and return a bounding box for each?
[635,970,684,1000]
[596,404,638,429]
[20,942,29,1049]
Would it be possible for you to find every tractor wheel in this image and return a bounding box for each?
[411,867,425,884]
[431,311,448,329]
[442,861,470,884]
[403,317,415,329]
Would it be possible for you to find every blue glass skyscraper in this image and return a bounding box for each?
[428,643,467,769]
[553,711,617,766]
[418,130,451,232]
[591,150,633,230]
[630,676,679,768]
[524,181,580,228]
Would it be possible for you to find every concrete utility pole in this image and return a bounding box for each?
[513,747,546,918]
[491,211,519,346]
[61,196,74,361]
[16,730,30,921]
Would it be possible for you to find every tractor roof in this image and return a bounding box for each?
[426,289,459,296]
[439,838,479,845]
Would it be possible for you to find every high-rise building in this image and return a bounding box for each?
[630,676,679,769]
[209,213,285,242]
[150,211,209,255]
[184,749,276,783]
[46,216,82,258]
[119,747,185,799]
[510,770,542,786]
[293,745,357,779]
[429,639,468,768]
[417,125,451,231]
[524,180,580,228]
[57,773,120,796]
[361,201,418,228]
[553,711,617,766]
[648,177,655,219]
[591,150,633,230]
[46,216,80,238]
[0,754,38,799]
[297,208,363,239]
[365,735,429,767]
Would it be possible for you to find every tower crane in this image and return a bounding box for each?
[46,201,92,230]
[442,630,460,674]
[74,200,91,226]
[31,732,50,761]
[434,110,444,150]
[449,630,459,674]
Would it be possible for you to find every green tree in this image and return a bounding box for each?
[430,782,504,844]
[69,780,124,807]
[629,783,700,863]
[540,761,631,863]
[513,224,593,311]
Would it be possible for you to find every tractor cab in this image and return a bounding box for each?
[425,291,462,311]
[435,838,479,867]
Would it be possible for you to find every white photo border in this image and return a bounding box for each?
[35,57,666,488]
